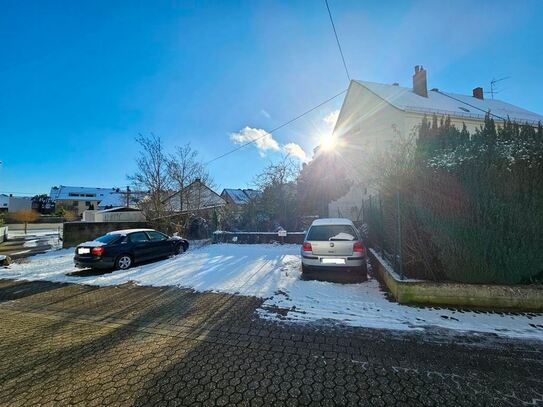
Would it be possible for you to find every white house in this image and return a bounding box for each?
[329,66,543,220]
[49,186,140,215]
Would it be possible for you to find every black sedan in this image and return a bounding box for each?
[74,229,189,270]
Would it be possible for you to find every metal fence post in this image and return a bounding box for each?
[396,189,404,280]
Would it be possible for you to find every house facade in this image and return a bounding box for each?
[330,66,543,220]
[165,180,226,214]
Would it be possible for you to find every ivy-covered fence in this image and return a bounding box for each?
[365,115,543,285]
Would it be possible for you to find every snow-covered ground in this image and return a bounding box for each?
[1,243,542,340]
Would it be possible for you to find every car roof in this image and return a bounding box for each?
[107,228,155,235]
[310,218,355,226]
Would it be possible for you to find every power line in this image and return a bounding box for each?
[435,90,507,122]
[324,0,350,82]
[204,89,347,165]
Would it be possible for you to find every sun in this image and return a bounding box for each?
[320,134,337,152]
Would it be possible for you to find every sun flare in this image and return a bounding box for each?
[320,135,337,151]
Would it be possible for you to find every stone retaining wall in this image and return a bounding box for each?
[369,248,543,311]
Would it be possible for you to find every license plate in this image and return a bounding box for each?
[321,258,345,264]
[78,248,90,254]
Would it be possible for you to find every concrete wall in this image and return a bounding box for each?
[213,231,305,245]
[82,210,145,222]
[62,221,149,248]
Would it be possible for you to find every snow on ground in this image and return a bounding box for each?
[0,243,542,340]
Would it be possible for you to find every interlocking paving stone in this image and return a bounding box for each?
[0,278,542,406]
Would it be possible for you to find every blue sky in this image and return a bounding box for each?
[1,0,542,196]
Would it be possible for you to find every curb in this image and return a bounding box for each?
[369,248,543,312]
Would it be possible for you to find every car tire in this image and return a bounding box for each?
[356,263,368,282]
[115,254,133,270]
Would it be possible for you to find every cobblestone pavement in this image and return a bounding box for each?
[0,279,542,406]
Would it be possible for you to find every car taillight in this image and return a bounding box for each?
[353,241,365,253]
[91,246,105,256]
[303,242,312,252]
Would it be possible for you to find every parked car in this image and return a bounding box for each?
[74,229,189,270]
[301,218,367,279]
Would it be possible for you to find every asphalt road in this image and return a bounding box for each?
[0,278,542,406]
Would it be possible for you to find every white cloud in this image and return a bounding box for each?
[230,127,280,156]
[283,143,308,162]
[323,110,339,128]
[260,109,271,119]
[230,126,308,162]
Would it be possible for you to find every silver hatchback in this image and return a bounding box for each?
[301,218,367,279]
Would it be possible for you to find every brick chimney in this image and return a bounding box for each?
[472,87,484,100]
[412,65,428,97]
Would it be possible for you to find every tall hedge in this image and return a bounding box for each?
[374,115,543,284]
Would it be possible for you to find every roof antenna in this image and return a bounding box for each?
[487,76,510,99]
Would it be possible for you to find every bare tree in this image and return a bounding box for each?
[167,143,213,213]
[253,156,300,230]
[128,134,171,224]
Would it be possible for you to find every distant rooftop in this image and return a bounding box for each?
[221,188,262,205]
[49,185,117,202]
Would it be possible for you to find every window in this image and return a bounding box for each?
[95,234,122,244]
[129,232,149,243]
[459,106,470,113]
[306,225,358,241]
[147,231,168,241]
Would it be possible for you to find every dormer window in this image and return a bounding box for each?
[459,107,470,113]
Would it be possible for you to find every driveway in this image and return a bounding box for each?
[1,278,542,406]
[1,243,542,340]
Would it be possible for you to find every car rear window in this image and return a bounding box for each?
[129,232,150,243]
[306,225,357,241]
[95,234,122,244]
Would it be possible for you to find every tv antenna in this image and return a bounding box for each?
[487,76,510,99]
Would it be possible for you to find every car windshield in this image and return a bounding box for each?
[95,234,122,244]
[306,225,357,241]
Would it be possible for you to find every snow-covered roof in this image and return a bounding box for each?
[312,218,355,226]
[49,185,117,202]
[97,193,125,208]
[221,188,262,205]
[355,80,543,125]
[98,207,141,213]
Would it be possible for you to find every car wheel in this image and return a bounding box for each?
[356,264,368,282]
[173,245,182,255]
[116,254,132,270]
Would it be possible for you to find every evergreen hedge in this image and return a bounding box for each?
[372,115,543,284]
